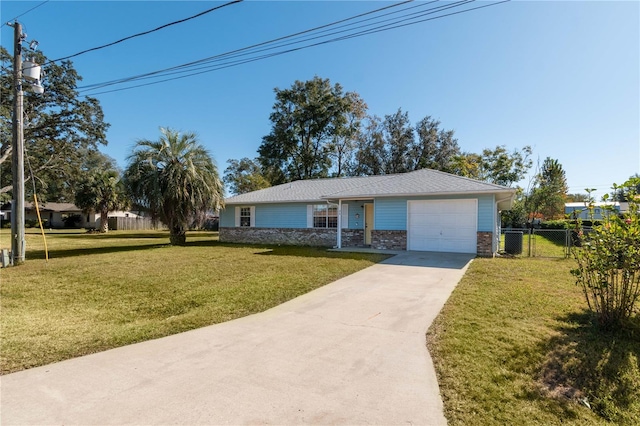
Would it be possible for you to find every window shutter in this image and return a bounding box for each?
[341,204,349,229]
[307,205,313,228]
[234,207,240,227]
[250,206,256,227]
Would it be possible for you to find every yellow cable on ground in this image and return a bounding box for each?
[33,194,49,262]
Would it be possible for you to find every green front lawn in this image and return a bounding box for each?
[427,257,640,425]
[3,229,637,424]
[0,229,387,374]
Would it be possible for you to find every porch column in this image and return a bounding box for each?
[337,199,342,249]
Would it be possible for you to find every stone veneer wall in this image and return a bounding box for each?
[371,230,407,250]
[220,227,491,255]
[342,229,364,247]
[219,227,336,246]
[476,231,493,257]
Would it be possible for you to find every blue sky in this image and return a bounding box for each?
[2,0,639,199]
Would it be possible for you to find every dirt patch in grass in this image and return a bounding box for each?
[536,313,640,424]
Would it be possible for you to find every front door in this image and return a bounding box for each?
[364,203,374,245]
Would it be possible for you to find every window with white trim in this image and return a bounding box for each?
[240,207,251,227]
[313,204,338,228]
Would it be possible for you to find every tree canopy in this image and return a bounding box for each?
[528,157,568,219]
[258,76,367,184]
[223,157,270,195]
[124,128,224,245]
[611,174,640,202]
[75,166,129,233]
[351,111,461,176]
[0,47,110,202]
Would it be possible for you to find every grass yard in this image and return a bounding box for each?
[427,257,640,425]
[500,230,569,258]
[0,229,387,374]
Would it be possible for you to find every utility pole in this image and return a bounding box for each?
[11,21,25,265]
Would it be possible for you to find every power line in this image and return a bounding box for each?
[1,1,50,28]
[47,0,243,64]
[77,0,466,93]
[78,0,420,91]
[80,1,478,95]
[82,0,472,89]
[80,0,510,96]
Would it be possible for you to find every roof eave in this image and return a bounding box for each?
[322,188,517,201]
[224,198,329,205]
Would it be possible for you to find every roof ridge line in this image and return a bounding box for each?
[422,168,513,190]
[321,173,404,198]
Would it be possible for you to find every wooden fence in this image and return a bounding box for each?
[108,217,167,231]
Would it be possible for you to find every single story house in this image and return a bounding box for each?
[219,169,516,256]
[565,201,627,220]
[1,202,141,229]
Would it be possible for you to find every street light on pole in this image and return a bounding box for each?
[8,21,44,266]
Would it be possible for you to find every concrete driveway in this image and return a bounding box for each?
[0,251,474,425]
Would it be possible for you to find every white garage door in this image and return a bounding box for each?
[408,199,478,253]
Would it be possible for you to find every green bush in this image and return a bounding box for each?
[540,219,569,229]
[62,214,82,228]
[571,178,640,329]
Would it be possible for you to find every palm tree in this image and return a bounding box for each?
[124,127,224,245]
[75,169,129,233]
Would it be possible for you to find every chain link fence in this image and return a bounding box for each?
[500,228,574,258]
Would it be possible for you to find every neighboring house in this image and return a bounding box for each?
[24,202,90,228]
[1,202,141,229]
[219,169,517,256]
[565,202,627,220]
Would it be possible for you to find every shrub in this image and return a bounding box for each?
[571,178,640,329]
[62,214,82,228]
[540,219,569,229]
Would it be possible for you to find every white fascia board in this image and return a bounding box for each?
[322,189,516,200]
[224,198,327,205]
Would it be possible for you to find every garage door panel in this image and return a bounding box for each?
[408,200,478,253]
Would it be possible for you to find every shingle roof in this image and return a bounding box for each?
[225,169,515,204]
[24,202,81,212]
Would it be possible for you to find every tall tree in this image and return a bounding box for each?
[351,115,386,176]
[326,91,367,177]
[411,115,460,172]
[223,157,270,195]
[528,157,568,219]
[382,108,414,174]
[478,145,533,187]
[0,47,110,201]
[124,128,224,245]
[75,167,129,233]
[450,152,483,180]
[258,76,365,184]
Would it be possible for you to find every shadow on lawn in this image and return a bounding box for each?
[25,236,388,262]
[27,237,220,260]
[253,245,391,262]
[28,243,171,260]
[537,310,640,424]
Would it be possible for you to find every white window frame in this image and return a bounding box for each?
[234,206,255,227]
[307,203,348,229]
